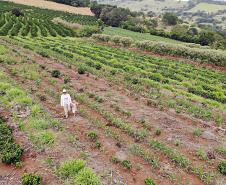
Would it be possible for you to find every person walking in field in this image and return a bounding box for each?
[61,89,71,119]
[71,99,78,117]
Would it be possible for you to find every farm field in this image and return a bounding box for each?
[188,3,226,13]
[1,0,94,16]
[0,35,226,185]
[96,0,188,14]
[103,27,183,44]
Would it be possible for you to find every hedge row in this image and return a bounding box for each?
[0,114,24,164]
[93,34,134,47]
[135,40,226,67]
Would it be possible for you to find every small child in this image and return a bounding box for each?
[71,99,78,116]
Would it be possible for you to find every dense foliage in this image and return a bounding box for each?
[91,1,137,27]
[0,114,24,164]
[22,173,43,185]
[46,0,90,7]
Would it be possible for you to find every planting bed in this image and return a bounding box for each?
[0,36,225,185]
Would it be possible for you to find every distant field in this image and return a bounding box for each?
[103,27,183,44]
[189,3,226,13]
[1,0,94,16]
[97,0,188,14]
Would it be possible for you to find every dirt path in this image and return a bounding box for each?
[83,39,226,73]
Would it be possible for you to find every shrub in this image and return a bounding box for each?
[95,141,101,148]
[87,131,98,141]
[121,159,132,169]
[110,69,117,75]
[40,94,46,100]
[175,109,181,113]
[51,69,60,78]
[1,142,24,164]
[155,129,161,135]
[111,35,122,45]
[88,92,95,98]
[218,161,226,175]
[120,37,134,47]
[97,97,104,103]
[144,178,155,185]
[64,78,70,84]
[115,106,120,111]
[147,100,152,105]
[132,77,139,84]
[113,157,119,163]
[22,173,43,185]
[78,67,86,74]
[95,62,102,70]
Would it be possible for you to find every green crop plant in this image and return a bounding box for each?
[113,157,119,164]
[155,129,161,135]
[64,78,70,84]
[51,69,60,78]
[95,141,101,148]
[115,106,120,111]
[87,131,98,141]
[193,128,202,136]
[78,67,86,74]
[40,94,46,100]
[218,161,226,175]
[144,178,155,185]
[22,173,43,185]
[121,159,132,169]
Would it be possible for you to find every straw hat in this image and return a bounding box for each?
[63,89,67,93]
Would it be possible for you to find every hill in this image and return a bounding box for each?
[1,0,94,16]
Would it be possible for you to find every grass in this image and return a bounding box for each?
[101,0,188,14]
[189,3,226,13]
[103,27,183,44]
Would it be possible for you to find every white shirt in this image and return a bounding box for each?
[61,93,71,106]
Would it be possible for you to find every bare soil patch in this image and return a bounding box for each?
[2,0,94,16]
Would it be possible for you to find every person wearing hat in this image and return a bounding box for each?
[61,89,72,118]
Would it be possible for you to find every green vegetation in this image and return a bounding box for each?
[218,161,226,175]
[58,158,101,184]
[22,173,43,185]
[121,159,132,169]
[189,3,226,13]
[87,131,98,141]
[51,69,61,78]
[103,27,183,44]
[0,1,97,26]
[144,177,155,185]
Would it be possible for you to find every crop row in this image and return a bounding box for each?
[29,36,226,104]
[2,36,225,125]
[93,33,226,67]
[0,114,24,165]
[0,12,78,37]
[0,1,97,26]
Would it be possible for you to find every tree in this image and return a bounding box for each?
[162,13,178,25]
[147,11,156,18]
[198,30,215,45]
[171,25,187,35]
[12,8,24,17]
[187,27,198,36]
